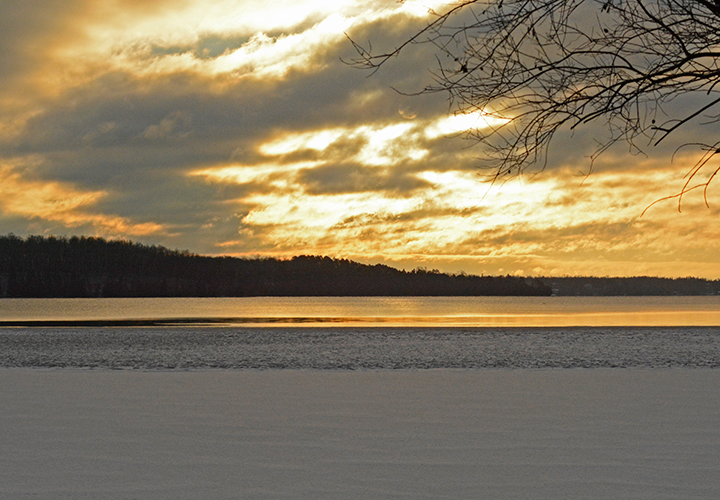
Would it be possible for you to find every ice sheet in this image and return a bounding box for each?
[1,369,719,499]
[2,326,720,368]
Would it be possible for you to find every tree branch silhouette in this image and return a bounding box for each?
[347,0,720,208]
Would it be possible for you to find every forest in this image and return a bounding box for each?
[2,234,719,297]
[0,235,550,297]
[543,276,720,296]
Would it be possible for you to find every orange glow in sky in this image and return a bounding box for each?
[1,0,719,278]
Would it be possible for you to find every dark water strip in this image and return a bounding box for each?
[0,316,592,327]
[3,315,720,328]
[0,317,374,327]
[0,317,514,328]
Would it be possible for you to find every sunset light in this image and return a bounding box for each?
[2,0,719,278]
[425,111,510,138]
[0,164,163,236]
[5,5,720,500]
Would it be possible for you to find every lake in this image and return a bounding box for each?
[1,296,719,369]
[1,295,720,327]
[2,296,719,499]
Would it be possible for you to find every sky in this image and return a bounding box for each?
[2,0,720,278]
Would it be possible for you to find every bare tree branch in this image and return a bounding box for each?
[347,0,720,206]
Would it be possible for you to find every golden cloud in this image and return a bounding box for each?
[38,0,456,90]
[5,0,719,278]
[0,163,163,236]
[193,135,720,277]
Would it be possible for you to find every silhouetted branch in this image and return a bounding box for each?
[348,0,720,201]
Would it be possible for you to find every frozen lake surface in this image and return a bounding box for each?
[1,369,719,500]
[1,326,719,369]
[2,297,719,499]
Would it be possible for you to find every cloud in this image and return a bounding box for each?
[0,160,163,236]
[1,0,720,277]
[142,111,192,140]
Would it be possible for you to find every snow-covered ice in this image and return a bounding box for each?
[1,367,719,499]
[1,326,719,369]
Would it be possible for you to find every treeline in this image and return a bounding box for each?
[543,276,720,296]
[0,235,550,297]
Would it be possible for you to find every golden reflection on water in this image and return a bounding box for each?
[1,296,720,327]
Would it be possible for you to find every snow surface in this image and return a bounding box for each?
[1,327,720,499]
[1,368,719,499]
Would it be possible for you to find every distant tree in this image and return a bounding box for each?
[0,235,552,297]
[349,1,720,207]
